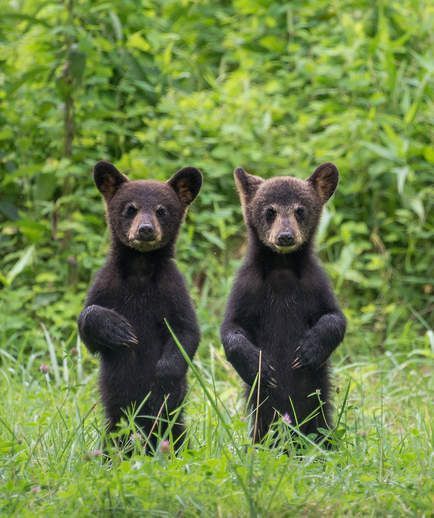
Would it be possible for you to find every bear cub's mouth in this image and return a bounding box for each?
[129,238,161,252]
[271,243,299,254]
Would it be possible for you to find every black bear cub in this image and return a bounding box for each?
[78,161,202,452]
[221,163,346,445]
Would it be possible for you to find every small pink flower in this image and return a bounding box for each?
[282,413,292,425]
[88,449,103,457]
[31,486,41,493]
[159,440,170,454]
[39,364,49,374]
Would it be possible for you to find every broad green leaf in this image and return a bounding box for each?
[6,245,35,286]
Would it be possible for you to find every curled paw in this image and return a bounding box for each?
[107,317,139,349]
[291,342,326,370]
[262,361,278,389]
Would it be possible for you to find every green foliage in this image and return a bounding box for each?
[0,0,432,514]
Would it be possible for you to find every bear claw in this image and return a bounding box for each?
[291,358,303,369]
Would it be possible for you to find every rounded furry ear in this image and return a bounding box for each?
[307,162,339,202]
[168,167,202,206]
[94,161,128,201]
[234,167,263,205]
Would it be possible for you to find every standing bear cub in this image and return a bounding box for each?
[221,163,346,445]
[78,161,202,451]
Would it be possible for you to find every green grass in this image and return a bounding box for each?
[1,319,432,517]
[0,0,433,514]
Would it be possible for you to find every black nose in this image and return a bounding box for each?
[138,224,155,241]
[277,232,294,247]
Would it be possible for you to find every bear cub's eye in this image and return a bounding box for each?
[124,204,138,218]
[295,207,305,220]
[156,205,167,218]
[265,207,277,223]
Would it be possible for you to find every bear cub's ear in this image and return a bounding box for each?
[168,167,202,206]
[307,162,339,203]
[234,167,263,205]
[94,161,129,201]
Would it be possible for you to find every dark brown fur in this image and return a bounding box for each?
[78,161,202,452]
[221,163,346,444]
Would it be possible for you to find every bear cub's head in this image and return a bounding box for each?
[94,161,202,252]
[235,163,339,254]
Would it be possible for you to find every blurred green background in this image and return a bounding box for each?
[0,0,432,357]
[0,1,433,515]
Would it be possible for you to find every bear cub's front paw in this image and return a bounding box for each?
[79,305,139,351]
[291,341,327,370]
[259,357,278,390]
[107,316,139,349]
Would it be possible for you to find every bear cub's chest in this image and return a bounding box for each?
[265,268,303,301]
[256,269,311,347]
[116,286,168,342]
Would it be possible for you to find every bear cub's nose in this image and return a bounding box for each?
[138,224,155,241]
[277,232,294,247]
